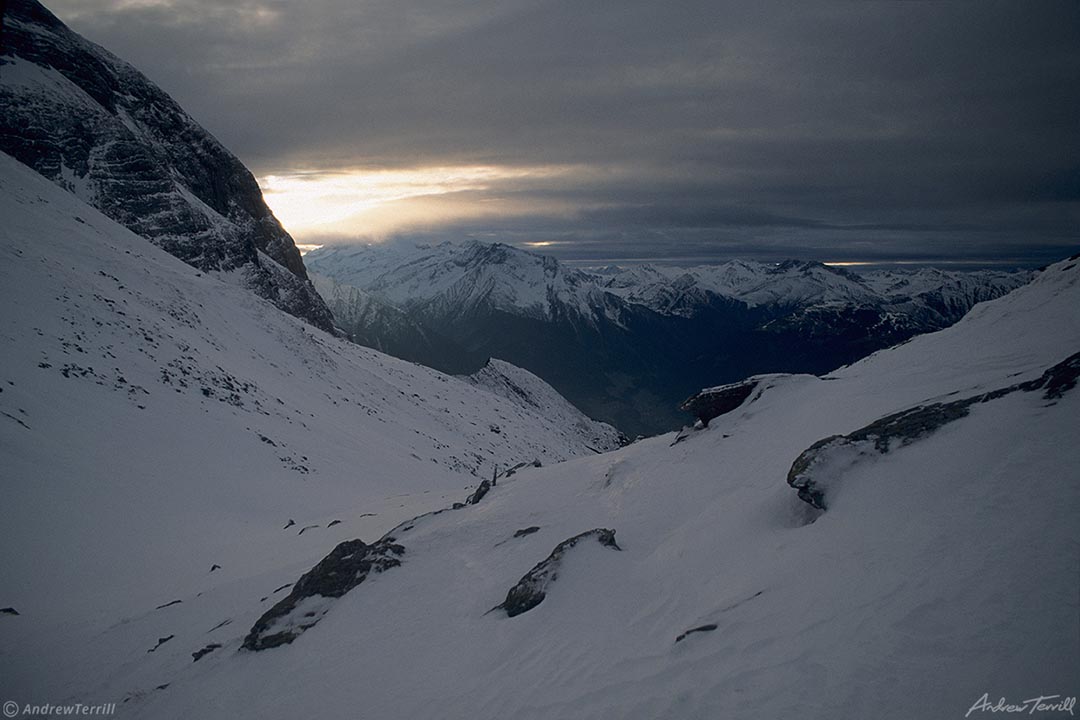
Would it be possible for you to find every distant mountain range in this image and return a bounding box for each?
[307,241,1031,435]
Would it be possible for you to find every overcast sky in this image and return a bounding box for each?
[49,0,1079,265]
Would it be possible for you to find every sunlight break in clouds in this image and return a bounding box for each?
[259,165,574,241]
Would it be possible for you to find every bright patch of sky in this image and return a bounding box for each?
[260,164,583,240]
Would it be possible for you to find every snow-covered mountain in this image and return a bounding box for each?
[599,258,881,311]
[310,241,607,324]
[306,241,1031,435]
[462,359,627,453]
[0,0,335,332]
[311,272,481,374]
[0,150,624,694]
[3,146,1075,716]
[599,258,1027,320]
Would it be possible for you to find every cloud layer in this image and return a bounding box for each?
[48,0,1079,264]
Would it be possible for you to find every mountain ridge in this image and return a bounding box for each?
[0,0,336,332]
[307,240,1032,435]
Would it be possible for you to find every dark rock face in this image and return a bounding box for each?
[788,351,1080,510]
[492,528,621,618]
[147,635,174,653]
[513,526,541,538]
[0,607,19,616]
[465,479,492,505]
[680,380,758,427]
[674,624,718,643]
[1032,351,1080,399]
[191,643,221,662]
[242,537,404,651]
[0,0,336,333]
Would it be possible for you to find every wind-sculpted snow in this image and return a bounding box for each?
[0,0,335,332]
[787,350,1080,510]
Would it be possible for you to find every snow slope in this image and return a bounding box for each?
[0,152,625,699]
[462,358,626,453]
[3,136,1074,717]
[100,249,1077,720]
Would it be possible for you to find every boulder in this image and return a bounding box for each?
[242,537,404,651]
[492,528,620,618]
[679,380,757,427]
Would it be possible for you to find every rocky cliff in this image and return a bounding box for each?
[0,0,336,332]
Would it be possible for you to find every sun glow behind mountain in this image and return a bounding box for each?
[260,165,577,241]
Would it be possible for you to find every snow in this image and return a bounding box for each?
[306,240,1032,325]
[1,152,1076,718]
[306,241,607,322]
[462,358,624,452]
[0,151,626,700]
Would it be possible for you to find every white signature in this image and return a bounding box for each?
[967,694,1076,717]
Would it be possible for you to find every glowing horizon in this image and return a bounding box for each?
[260,164,578,241]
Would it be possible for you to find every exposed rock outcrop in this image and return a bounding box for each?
[680,379,758,427]
[0,0,336,333]
[465,479,492,505]
[788,351,1080,510]
[191,643,221,662]
[147,635,173,653]
[674,624,718,643]
[242,537,404,651]
[492,528,621,618]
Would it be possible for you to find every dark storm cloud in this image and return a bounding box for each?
[47,0,1080,263]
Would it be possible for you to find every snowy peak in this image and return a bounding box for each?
[602,258,911,312]
[307,241,606,323]
[0,0,335,332]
